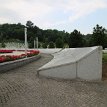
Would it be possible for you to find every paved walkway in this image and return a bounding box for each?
[0,54,107,107]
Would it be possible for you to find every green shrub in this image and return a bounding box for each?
[103,53,107,62]
[48,41,55,48]
[42,43,47,48]
[55,38,64,48]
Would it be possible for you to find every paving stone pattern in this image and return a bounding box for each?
[0,54,107,107]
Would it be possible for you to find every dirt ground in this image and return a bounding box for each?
[102,63,107,80]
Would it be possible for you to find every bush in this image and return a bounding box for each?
[48,41,55,48]
[55,38,64,48]
[42,43,47,48]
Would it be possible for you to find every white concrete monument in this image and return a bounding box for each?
[38,46,102,81]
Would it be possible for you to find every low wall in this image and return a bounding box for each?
[0,54,41,73]
[38,49,62,54]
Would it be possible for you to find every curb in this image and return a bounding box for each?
[0,54,41,73]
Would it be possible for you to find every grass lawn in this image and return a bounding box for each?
[103,53,107,62]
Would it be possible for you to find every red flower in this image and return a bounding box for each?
[0,56,6,62]
[0,49,14,53]
[0,49,40,63]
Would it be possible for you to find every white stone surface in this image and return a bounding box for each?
[38,48,61,54]
[38,46,102,81]
[40,63,77,79]
[77,48,102,80]
[0,51,25,56]
[5,42,25,49]
[39,47,98,70]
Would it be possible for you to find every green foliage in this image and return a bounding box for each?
[1,42,6,48]
[84,34,93,47]
[43,29,66,44]
[92,24,106,49]
[69,30,84,48]
[28,42,33,48]
[48,41,55,48]
[103,53,107,62]
[0,23,25,41]
[55,38,64,48]
[0,22,68,48]
[0,22,107,49]
[42,43,47,48]
[26,20,34,28]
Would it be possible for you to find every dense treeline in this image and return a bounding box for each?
[0,21,107,48]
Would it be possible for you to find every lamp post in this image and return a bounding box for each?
[24,27,27,57]
[36,37,38,49]
[34,40,36,49]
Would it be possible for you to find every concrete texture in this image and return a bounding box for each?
[77,48,102,80]
[38,48,62,54]
[38,46,102,80]
[38,63,77,79]
[0,54,107,107]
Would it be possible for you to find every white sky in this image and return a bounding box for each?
[0,0,107,34]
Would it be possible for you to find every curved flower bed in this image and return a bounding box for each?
[0,54,41,73]
[0,50,40,63]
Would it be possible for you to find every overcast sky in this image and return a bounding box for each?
[0,0,107,34]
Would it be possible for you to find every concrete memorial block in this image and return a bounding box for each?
[38,46,102,81]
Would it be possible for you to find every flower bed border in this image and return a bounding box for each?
[0,54,41,73]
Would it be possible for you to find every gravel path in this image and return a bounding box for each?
[0,53,107,107]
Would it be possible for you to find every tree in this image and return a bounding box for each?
[55,38,64,48]
[84,34,93,47]
[26,20,34,28]
[48,41,55,48]
[42,43,47,48]
[92,24,106,49]
[69,30,84,48]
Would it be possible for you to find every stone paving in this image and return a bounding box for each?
[0,53,107,107]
